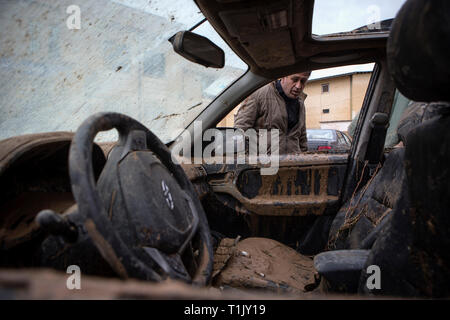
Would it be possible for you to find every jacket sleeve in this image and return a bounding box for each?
[299,124,308,152]
[234,96,259,130]
[299,101,308,152]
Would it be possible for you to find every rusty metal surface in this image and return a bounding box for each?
[201,154,348,216]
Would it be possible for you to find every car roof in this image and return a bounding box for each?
[195,0,388,78]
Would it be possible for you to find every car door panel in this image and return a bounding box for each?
[206,155,347,216]
[192,153,348,245]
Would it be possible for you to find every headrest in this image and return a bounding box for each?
[387,0,450,102]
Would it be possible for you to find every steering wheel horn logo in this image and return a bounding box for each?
[161,180,174,210]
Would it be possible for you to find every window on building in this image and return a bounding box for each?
[321,83,329,93]
[323,108,330,114]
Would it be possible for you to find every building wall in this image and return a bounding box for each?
[217,103,240,127]
[216,72,371,129]
[350,73,371,118]
[304,76,350,129]
[303,72,371,129]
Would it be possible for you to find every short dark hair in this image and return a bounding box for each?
[302,71,312,77]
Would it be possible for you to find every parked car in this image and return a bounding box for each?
[0,0,449,300]
[306,129,352,152]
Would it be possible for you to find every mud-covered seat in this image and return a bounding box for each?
[326,101,445,252]
[359,102,450,297]
[212,237,317,294]
[327,147,406,251]
[317,0,450,296]
[315,103,447,293]
[314,142,408,292]
[359,0,450,297]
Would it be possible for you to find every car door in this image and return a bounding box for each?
[193,66,383,249]
[200,151,349,247]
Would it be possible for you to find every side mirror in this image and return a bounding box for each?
[169,31,225,68]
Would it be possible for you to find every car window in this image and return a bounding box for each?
[308,130,334,140]
[336,131,344,145]
[338,131,350,146]
[384,90,411,148]
[217,64,373,153]
[342,132,352,145]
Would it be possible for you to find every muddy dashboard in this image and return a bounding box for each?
[0,133,349,250]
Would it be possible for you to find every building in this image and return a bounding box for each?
[303,70,372,131]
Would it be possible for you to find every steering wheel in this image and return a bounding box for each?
[68,112,213,285]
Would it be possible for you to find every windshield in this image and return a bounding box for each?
[307,129,334,140]
[0,0,247,143]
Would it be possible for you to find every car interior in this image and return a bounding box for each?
[0,0,449,298]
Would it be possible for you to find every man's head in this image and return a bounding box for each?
[280,72,311,99]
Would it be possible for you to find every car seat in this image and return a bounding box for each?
[315,0,450,297]
[360,0,450,297]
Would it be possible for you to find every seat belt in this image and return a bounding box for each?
[365,112,389,176]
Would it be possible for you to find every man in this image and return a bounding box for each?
[234,72,310,154]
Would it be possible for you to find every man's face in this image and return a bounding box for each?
[280,72,310,99]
